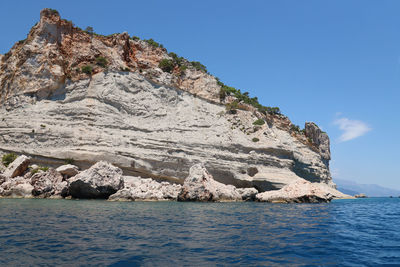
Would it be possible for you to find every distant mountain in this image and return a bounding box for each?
[334,178,400,197]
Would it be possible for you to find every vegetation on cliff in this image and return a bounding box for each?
[1,153,17,167]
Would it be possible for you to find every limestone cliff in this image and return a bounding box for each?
[0,9,336,191]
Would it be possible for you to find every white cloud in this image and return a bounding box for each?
[333,117,371,142]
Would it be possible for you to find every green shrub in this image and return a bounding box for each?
[218,80,281,116]
[31,166,49,175]
[252,137,260,142]
[131,36,140,41]
[85,26,94,35]
[81,65,93,75]
[159,59,175,73]
[168,52,183,65]
[96,56,108,68]
[253,119,265,126]
[48,9,59,16]
[190,61,207,73]
[258,106,281,115]
[2,153,17,167]
[291,124,300,132]
[144,38,163,48]
[225,101,239,113]
[179,65,187,73]
[216,77,224,87]
[64,158,75,165]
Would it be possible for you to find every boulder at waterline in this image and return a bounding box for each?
[0,176,33,198]
[355,193,368,198]
[237,188,259,201]
[30,168,64,197]
[177,164,258,202]
[68,161,124,199]
[109,176,182,201]
[256,178,333,203]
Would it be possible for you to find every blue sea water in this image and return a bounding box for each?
[0,198,399,266]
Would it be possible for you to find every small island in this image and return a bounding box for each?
[0,9,350,203]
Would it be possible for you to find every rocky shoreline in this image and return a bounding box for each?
[0,154,348,203]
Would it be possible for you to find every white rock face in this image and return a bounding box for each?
[67,161,124,199]
[3,155,30,178]
[0,71,333,191]
[109,176,182,201]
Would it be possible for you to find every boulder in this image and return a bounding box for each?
[68,161,124,199]
[109,176,182,201]
[56,164,79,178]
[237,188,259,201]
[177,164,243,202]
[0,176,33,198]
[355,193,367,198]
[30,169,63,197]
[9,183,34,198]
[3,155,30,178]
[51,181,68,198]
[256,178,333,203]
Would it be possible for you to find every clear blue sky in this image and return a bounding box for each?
[1,1,399,189]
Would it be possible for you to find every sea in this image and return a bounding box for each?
[0,198,399,266]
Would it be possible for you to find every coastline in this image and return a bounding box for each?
[0,154,350,203]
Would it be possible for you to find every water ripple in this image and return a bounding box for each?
[0,198,399,266]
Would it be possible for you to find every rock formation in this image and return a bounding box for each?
[30,168,64,197]
[56,164,79,178]
[68,161,124,199]
[177,164,258,202]
[355,193,367,198]
[256,179,334,203]
[3,155,30,178]
[0,9,341,195]
[305,122,330,161]
[109,176,182,201]
[0,176,34,198]
[0,154,349,202]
